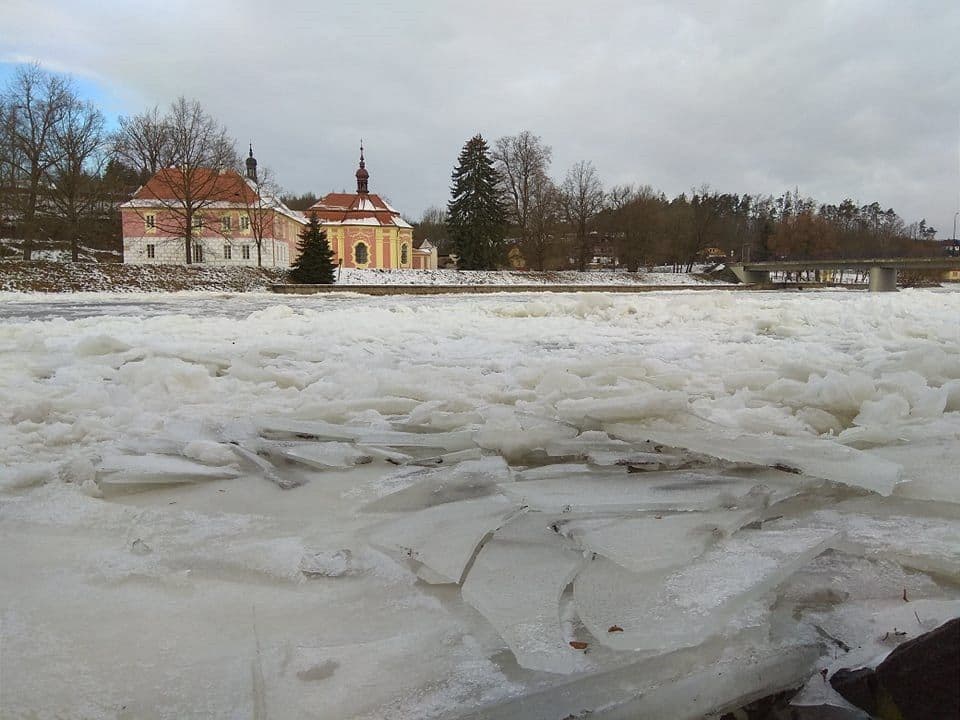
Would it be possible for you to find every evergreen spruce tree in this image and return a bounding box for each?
[447,134,506,269]
[290,216,337,283]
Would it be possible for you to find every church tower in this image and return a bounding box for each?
[355,142,369,194]
[246,144,258,182]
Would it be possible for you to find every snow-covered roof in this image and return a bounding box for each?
[121,168,305,224]
[306,191,413,230]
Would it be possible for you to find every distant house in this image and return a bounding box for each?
[120,148,305,267]
[304,146,437,270]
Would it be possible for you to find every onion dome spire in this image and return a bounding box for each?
[356,141,369,194]
[245,143,258,182]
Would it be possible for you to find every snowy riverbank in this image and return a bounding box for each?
[2,289,959,718]
[0,260,720,293]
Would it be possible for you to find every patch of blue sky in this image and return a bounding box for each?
[0,60,131,129]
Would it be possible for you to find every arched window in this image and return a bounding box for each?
[354,242,369,265]
[400,244,409,265]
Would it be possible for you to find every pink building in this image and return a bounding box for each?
[120,149,305,267]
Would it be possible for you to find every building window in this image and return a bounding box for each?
[146,244,155,259]
[224,245,232,260]
[145,214,155,229]
[193,244,203,262]
[400,243,408,265]
[242,245,251,260]
[221,215,232,231]
[240,215,250,230]
[192,215,203,229]
[355,242,369,265]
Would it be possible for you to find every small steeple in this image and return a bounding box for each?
[355,141,369,194]
[245,143,258,182]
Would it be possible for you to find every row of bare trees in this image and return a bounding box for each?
[1,63,282,265]
[415,129,941,271]
[0,65,113,261]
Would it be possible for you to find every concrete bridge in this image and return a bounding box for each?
[730,257,960,291]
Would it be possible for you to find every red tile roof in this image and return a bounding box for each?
[132,168,257,204]
[306,192,413,229]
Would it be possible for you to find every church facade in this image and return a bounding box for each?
[306,147,437,270]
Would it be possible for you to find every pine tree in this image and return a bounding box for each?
[447,134,506,269]
[290,216,337,283]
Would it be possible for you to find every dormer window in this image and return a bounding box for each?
[221,216,232,231]
[240,215,250,231]
[145,214,155,229]
[192,215,203,229]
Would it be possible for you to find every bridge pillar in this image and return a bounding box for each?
[868,266,897,292]
[731,265,770,284]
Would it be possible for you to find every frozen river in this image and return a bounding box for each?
[1,288,959,719]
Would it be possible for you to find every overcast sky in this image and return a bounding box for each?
[3,0,958,235]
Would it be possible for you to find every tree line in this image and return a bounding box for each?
[429,131,942,271]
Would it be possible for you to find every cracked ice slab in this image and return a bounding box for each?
[363,456,511,512]
[555,507,762,574]
[574,527,838,653]
[499,468,797,513]
[782,498,960,582]
[368,494,518,584]
[460,514,588,674]
[256,416,476,450]
[267,441,373,469]
[96,453,241,485]
[613,425,903,496]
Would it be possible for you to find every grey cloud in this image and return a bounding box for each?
[3,0,958,233]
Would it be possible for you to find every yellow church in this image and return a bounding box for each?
[305,147,437,269]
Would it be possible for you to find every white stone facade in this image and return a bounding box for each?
[124,236,293,267]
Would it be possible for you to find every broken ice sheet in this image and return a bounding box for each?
[266,441,373,469]
[777,550,946,609]
[256,416,476,451]
[500,467,797,513]
[363,456,511,512]
[780,498,960,582]
[96,453,241,486]
[368,494,518,584]
[543,431,632,458]
[475,409,578,462]
[555,507,762,575]
[801,598,960,676]
[864,439,960,504]
[461,513,588,674]
[574,527,837,653]
[609,424,903,496]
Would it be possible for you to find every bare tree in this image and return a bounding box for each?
[0,100,19,228]
[560,160,605,271]
[237,164,286,267]
[113,106,170,183]
[413,205,450,254]
[1,64,73,259]
[47,97,108,261]
[493,131,552,251]
[607,184,664,271]
[526,171,560,270]
[137,97,237,264]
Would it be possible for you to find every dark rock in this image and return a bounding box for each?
[830,616,959,720]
